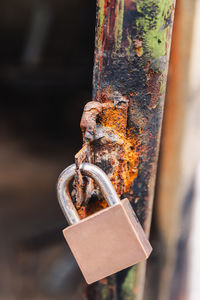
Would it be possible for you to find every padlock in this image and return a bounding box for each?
[57,163,152,284]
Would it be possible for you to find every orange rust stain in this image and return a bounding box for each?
[135,47,143,57]
[78,198,108,219]
[77,206,86,219]
[111,140,139,195]
[76,95,142,218]
[134,39,143,57]
[100,104,128,134]
[100,104,140,196]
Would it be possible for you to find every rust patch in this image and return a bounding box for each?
[146,69,161,109]
[80,101,102,141]
[74,89,141,218]
[99,106,139,195]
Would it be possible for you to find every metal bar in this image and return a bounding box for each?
[148,0,200,299]
[76,0,176,299]
[145,0,197,299]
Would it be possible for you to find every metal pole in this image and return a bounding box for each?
[76,1,176,299]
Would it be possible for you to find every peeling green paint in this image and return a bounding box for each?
[135,0,174,60]
[114,0,125,51]
[121,267,135,300]
[101,284,109,300]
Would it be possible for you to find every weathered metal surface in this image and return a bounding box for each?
[144,0,199,299]
[74,0,176,299]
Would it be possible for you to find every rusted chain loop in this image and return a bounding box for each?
[57,163,120,225]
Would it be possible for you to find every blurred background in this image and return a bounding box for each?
[0,0,200,300]
[0,0,95,299]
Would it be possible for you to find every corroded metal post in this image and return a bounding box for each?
[75,1,176,299]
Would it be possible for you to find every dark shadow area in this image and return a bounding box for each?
[0,1,96,299]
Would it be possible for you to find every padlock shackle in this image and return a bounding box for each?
[57,164,79,225]
[57,163,120,225]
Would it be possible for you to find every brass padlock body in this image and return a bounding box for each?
[63,198,152,284]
